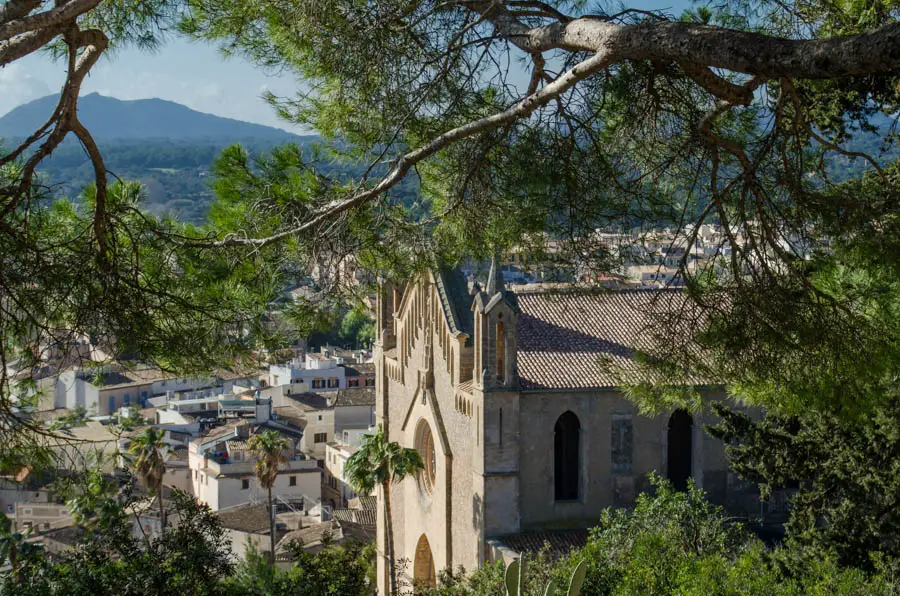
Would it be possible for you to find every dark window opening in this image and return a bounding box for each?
[554,411,580,501]
[667,409,693,491]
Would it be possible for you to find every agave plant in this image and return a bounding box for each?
[505,556,587,596]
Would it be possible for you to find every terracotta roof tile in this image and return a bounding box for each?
[349,495,377,511]
[330,388,375,408]
[516,289,698,390]
[495,530,589,557]
[217,503,270,533]
[343,363,375,376]
[332,508,376,528]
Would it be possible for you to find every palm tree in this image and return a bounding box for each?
[247,430,287,564]
[344,425,423,596]
[128,427,173,536]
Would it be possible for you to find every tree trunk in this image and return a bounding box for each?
[157,482,166,538]
[268,485,276,565]
[383,480,397,596]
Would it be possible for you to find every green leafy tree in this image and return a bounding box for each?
[339,306,376,350]
[128,427,173,536]
[247,430,288,565]
[9,0,900,479]
[344,426,423,596]
[422,476,900,596]
[710,397,900,569]
[1,489,232,596]
[172,0,900,424]
[222,539,376,595]
[65,468,119,532]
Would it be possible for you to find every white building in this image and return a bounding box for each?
[54,366,261,416]
[188,421,321,512]
[268,353,347,390]
[324,428,372,509]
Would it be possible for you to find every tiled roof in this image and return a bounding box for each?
[349,495,377,511]
[434,267,474,341]
[516,289,697,390]
[343,363,375,376]
[277,521,334,551]
[217,503,271,533]
[39,525,85,547]
[272,406,308,429]
[200,422,241,443]
[331,388,375,408]
[331,508,376,528]
[286,393,331,410]
[494,530,589,558]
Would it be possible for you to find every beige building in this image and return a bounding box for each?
[374,263,756,592]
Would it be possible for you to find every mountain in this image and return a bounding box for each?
[0,93,303,141]
[0,94,332,223]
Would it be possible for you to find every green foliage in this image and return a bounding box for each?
[710,397,900,569]
[344,426,424,495]
[2,490,232,596]
[128,427,173,494]
[116,406,149,431]
[339,306,376,349]
[46,406,89,431]
[504,558,586,596]
[222,540,375,595]
[247,430,288,491]
[424,476,900,596]
[64,468,120,531]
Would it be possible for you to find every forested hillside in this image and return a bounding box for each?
[0,94,419,223]
[32,137,317,222]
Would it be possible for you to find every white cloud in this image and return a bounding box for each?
[0,61,54,117]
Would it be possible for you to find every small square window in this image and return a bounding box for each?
[289,476,297,487]
[241,479,250,490]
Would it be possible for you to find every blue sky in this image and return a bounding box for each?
[0,2,691,134]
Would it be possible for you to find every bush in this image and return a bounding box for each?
[422,475,900,596]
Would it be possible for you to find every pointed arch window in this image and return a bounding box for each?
[554,411,581,501]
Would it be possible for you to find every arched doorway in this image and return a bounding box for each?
[413,533,436,589]
[667,409,693,491]
[554,411,581,501]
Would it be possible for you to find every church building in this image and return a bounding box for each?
[373,261,757,592]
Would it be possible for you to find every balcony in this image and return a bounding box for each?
[203,454,317,477]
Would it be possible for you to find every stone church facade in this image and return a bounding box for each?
[374,263,756,593]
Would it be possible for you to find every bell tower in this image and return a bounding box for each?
[472,255,518,390]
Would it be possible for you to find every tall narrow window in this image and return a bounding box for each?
[554,411,581,501]
[496,317,505,383]
[667,409,693,491]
